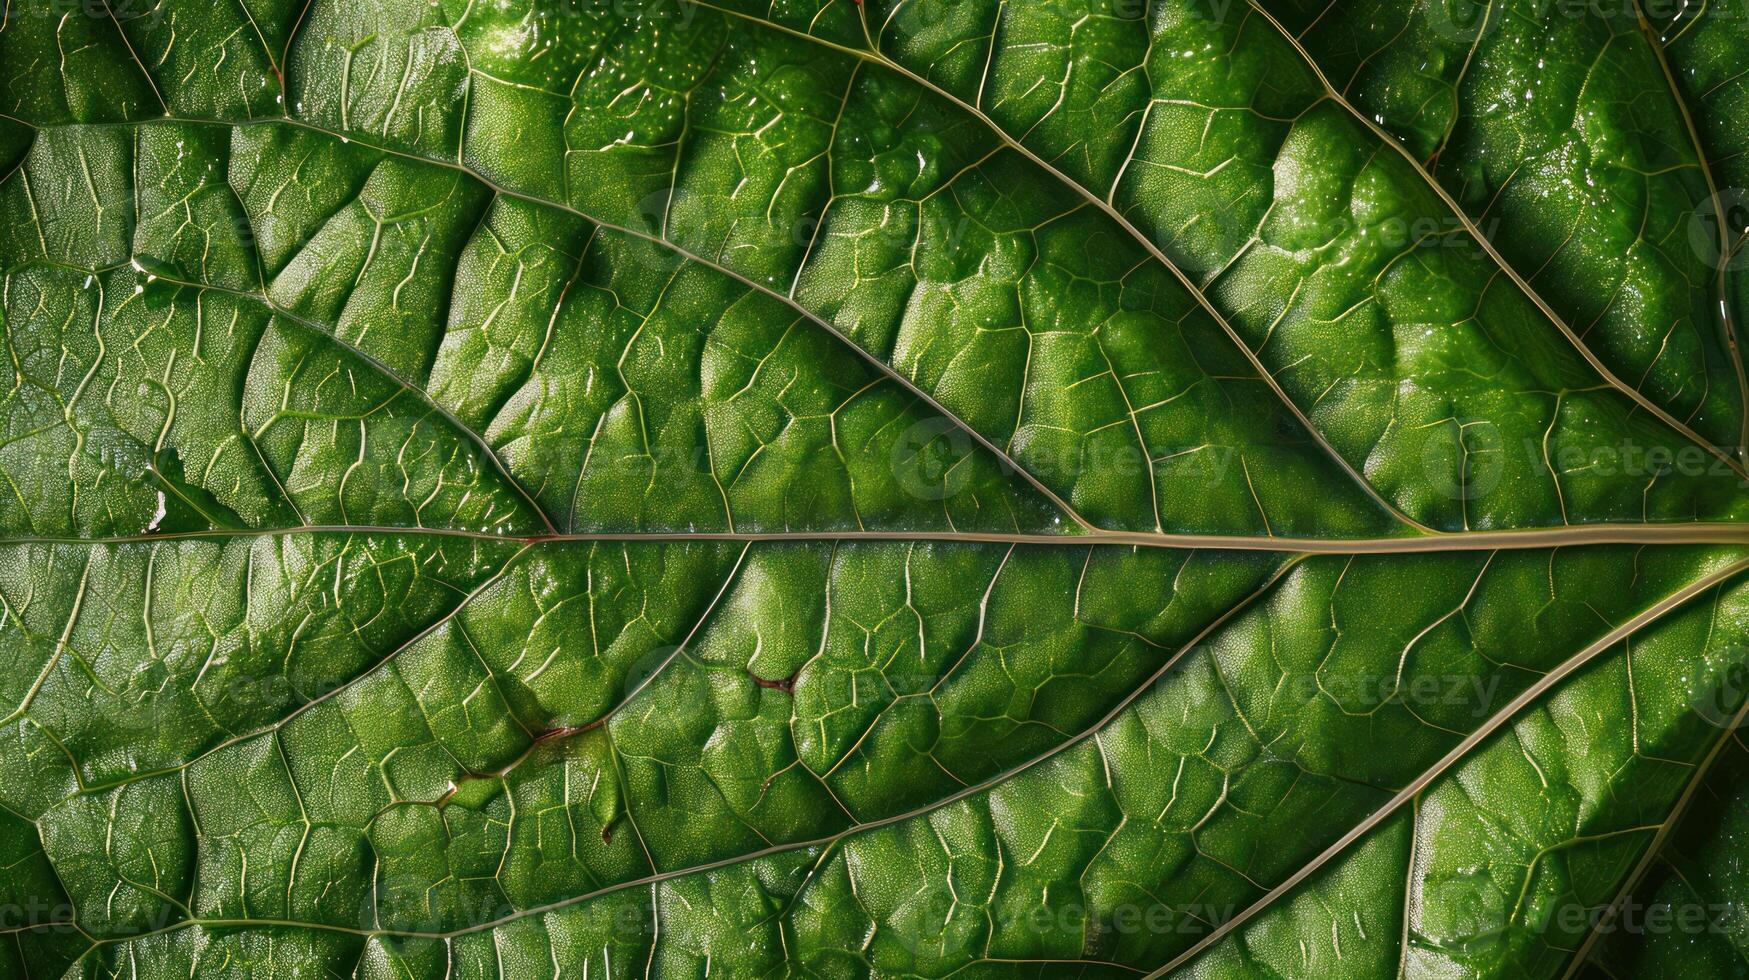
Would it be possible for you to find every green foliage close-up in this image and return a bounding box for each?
[5,0,1749,976]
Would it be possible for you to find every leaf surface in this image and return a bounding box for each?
[1,1,1749,978]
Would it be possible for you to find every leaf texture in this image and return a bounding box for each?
[1,1,1749,978]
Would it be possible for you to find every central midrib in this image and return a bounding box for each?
[6,524,1749,551]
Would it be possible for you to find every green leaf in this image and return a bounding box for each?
[0,0,1747,977]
